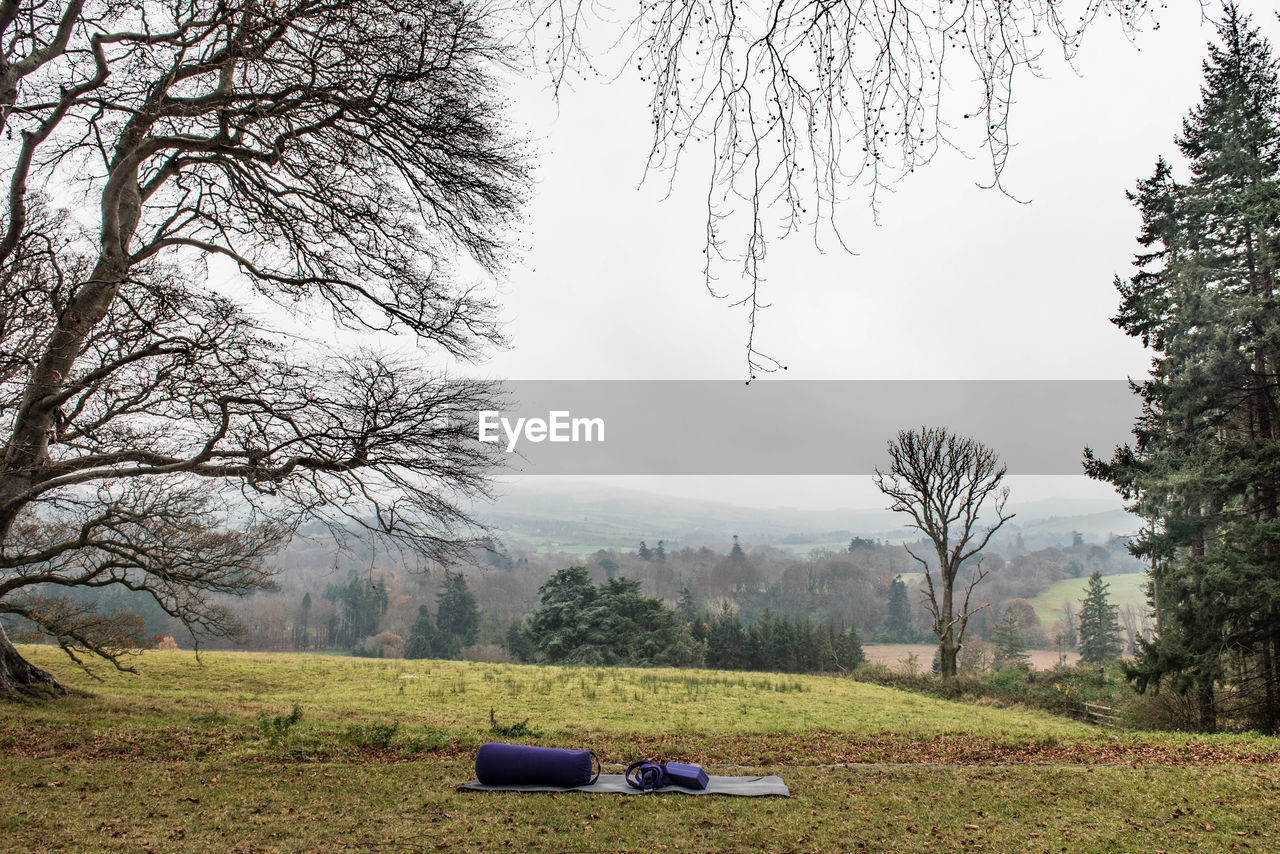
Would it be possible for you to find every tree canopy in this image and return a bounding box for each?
[0,0,524,694]
[514,567,700,667]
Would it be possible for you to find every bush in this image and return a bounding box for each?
[341,721,401,749]
[358,632,405,659]
[1120,690,1204,732]
[853,660,1137,724]
[339,720,454,754]
[257,704,302,747]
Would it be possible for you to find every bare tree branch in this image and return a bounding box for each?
[520,0,1162,375]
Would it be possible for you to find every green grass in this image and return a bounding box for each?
[1029,572,1149,623]
[3,646,1279,852]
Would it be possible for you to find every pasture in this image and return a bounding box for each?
[2,647,1278,852]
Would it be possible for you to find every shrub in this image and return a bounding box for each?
[359,632,405,659]
[257,704,302,747]
[341,721,400,749]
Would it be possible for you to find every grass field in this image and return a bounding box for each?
[3,646,1279,853]
[1029,572,1150,624]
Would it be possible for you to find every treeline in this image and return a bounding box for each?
[695,608,864,673]
[505,568,864,674]
[72,522,1139,667]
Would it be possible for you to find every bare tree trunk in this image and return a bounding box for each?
[939,637,959,680]
[1263,631,1278,735]
[939,581,957,680]
[0,624,64,697]
[1196,683,1217,733]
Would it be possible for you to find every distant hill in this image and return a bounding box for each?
[471,479,1136,554]
[1029,572,1149,622]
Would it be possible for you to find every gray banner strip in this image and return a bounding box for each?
[475,381,1138,475]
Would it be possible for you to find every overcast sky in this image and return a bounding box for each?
[486,5,1252,382]
[457,3,1280,511]
[219,3,1273,512]
[458,2,1280,511]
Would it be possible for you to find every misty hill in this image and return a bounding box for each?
[472,480,1138,555]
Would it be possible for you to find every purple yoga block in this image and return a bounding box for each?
[474,742,597,787]
[664,761,709,790]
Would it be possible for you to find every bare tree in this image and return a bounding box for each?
[0,0,524,695]
[874,426,1013,679]
[524,0,1163,374]
[1119,602,1148,656]
[1060,600,1079,649]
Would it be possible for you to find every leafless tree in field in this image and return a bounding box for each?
[0,0,525,695]
[521,0,1165,374]
[874,426,1013,679]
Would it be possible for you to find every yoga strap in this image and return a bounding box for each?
[625,760,667,791]
[590,751,601,784]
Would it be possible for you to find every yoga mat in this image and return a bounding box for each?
[458,773,790,797]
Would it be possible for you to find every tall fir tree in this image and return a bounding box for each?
[435,572,480,656]
[881,576,916,642]
[1086,5,1280,732]
[1077,572,1124,665]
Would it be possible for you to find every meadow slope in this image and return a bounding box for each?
[1,647,1278,853]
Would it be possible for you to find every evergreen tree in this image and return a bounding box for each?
[677,586,698,623]
[880,576,916,642]
[1077,572,1124,665]
[405,605,441,660]
[435,572,480,656]
[1086,6,1280,732]
[523,567,700,666]
[526,567,597,662]
[637,540,652,561]
[323,572,388,648]
[992,608,1030,670]
[655,540,667,561]
[848,537,875,552]
[704,606,748,670]
[825,621,866,672]
[504,619,536,664]
[593,549,620,579]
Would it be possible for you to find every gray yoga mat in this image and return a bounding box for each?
[457,773,790,797]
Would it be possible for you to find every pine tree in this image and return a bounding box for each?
[1086,5,1280,733]
[523,568,699,666]
[881,576,916,642]
[1077,572,1124,665]
[435,572,480,656]
[704,606,748,670]
[405,606,441,660]
[676,586,697,623]
[992,608,1030,670]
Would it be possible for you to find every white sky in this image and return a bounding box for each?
[214,2,1272,512]
[461,3,1272,510]
[482,4,1255,383]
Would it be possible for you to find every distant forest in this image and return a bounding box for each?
[54,522,1145,671]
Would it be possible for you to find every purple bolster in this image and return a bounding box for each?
[475,742,597,787]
